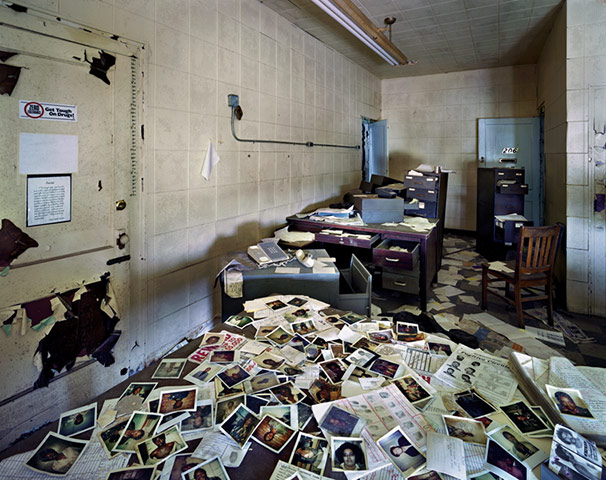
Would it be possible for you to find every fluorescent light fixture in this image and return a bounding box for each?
[310,0,401,66]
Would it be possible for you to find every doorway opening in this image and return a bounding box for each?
[362,117,388,182]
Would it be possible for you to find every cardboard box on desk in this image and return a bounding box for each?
[353,194,404,224]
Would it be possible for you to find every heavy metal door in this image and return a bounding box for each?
[364,119,388,181]
[0,17,140,405]
[478,117,542,226]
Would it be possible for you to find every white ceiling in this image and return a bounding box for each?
[260,0,563,78]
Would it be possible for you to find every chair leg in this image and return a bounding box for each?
[547,277,554,327]
[514,283,524,328]
[481,267,488,310]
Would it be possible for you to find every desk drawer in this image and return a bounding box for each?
[495,169,524,182]
[497,183,528,195]
[403,174,439,189]
[405,200,438,218]
[315,230,380,249]
[373,239,419,270]
[405,187,438,202]
[382,269,420,294]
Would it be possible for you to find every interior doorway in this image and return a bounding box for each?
[362,117,388,181]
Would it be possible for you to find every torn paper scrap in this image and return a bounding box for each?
[201,140,220,180]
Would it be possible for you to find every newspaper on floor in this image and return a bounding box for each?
[433,344,518,406]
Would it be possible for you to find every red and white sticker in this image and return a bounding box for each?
[19,100,77,122]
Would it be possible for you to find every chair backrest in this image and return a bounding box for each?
[515,224,562,277]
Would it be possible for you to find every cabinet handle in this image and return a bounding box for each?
[394,281,407,286]
[385,258,399,262]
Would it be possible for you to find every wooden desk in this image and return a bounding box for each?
[286,216,439,311]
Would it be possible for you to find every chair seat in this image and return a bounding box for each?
[486,261,549,282]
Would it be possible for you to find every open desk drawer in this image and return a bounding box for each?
[315,229,379,249]
[373,239,419,270]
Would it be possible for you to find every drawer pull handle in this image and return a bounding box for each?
[339,240,344,244]
[394,281,407,286]
[385,258,399,262]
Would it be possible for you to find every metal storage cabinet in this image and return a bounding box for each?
[476,167,531,260]
[403,171,448,268]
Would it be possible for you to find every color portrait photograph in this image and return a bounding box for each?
[225,314,253,329]
[209,350,238,364]
[249,372,281,393]
[200,332,226,347]
[266,299,288,311]
[135,426,187,467]
[105,466,156,480]
[291,319,317,336]
[546,385,594,419]
[485,439,527,480]
[269,382,306,405]
[182,456,230,480]
[488,425,546,468]
[253,351,286,371]
[443,415,487,445]
[287,334,310,353]
[368,357,402,379]
[58,403,97,437]
[260,404,298,429]
[25,432,87,476]
[319,405,363,437]
[395,376,432,404]
[377,426,425,476]
[215,395,245,424]
[163,454,203,480]
[266,326,294,346]
[98,416,129,458]
[251,415,296,453]
[214,378,245,399]
[305,344,323,363]
[217,364,250,388]
[368,329,394,344]
[319,359,347,384]
[151,358,187,379]
[159,387,197,414]
[501,401,549,435]
[308,378,341,403]
[454,390,497,418]
[288,297,308,307]
[331,437,368,472]
[219,404,260,447]
[285,308,314,323]
[289,432,329,476]
[181,400,214,433]
[114,411,162,453]
[184,363,223,387]
[345,348,378,368]
[115,382,157,414]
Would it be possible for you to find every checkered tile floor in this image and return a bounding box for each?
[373,233,606,368]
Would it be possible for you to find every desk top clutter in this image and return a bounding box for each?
[2,294,605,480]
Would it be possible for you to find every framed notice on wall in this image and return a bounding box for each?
[26,175,72,227]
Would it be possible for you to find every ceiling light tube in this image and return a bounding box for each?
[310,0,399,65]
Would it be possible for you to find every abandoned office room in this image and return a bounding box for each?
[1,0,606,478]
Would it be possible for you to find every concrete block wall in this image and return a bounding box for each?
[382,66,537,231]
[27,0,380,357]
[563,0,606,315]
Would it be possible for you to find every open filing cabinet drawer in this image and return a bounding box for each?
[315,229,379,249]
[403,174,440,189]
[373,239,419,270]
[336,254,372,315]
[496,183,528,195]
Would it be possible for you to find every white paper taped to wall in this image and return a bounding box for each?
[19,133,78,174]
[201,140,220,180]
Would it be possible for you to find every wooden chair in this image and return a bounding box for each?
[481,224,563,328]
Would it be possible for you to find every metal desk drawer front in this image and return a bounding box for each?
[315,230,380,249]
[496,183,528,195]
[373,239,420,270]
[382,269,420,294]
[405,187,438,202]
[403,174,440,189]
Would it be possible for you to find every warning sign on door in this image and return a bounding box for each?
[19,100,77,122]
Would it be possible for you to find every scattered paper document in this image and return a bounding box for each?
[459,295,479,305]
[426,432,466,480]
[525,326,566,346]
[433,285,465,297]
[488,261,514,273]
